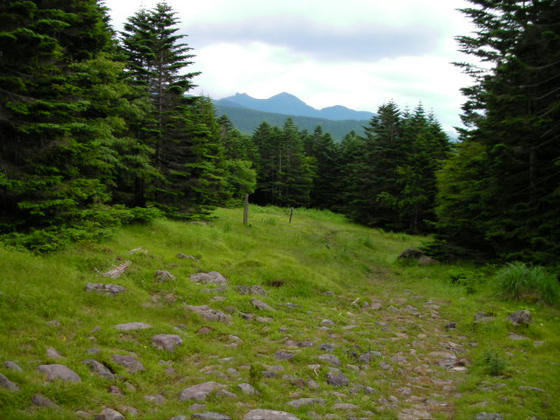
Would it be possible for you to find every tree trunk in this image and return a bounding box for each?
[243,194,249,225]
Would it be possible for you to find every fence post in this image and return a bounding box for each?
[289,207,294,224]
[243,194,249,226]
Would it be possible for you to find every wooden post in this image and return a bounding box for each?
[289,207,294,224]
[243,194,249,226]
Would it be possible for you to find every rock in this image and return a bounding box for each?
[38,364,81,382]
[170,416,188,420]
[46,320,61,327]
[297,341,314,348]
[4,361,22,372]
[445,322,457,330]
[251,298,275,311]
[127,247,148,255]
[320,343,335,352]
[333,403,358,410]
[216,389,237,398]
[144,394,165,404]
[86,283,126,296]
[190,272,228,286]
[115,321,152,331]
[399,408,433,419]
[236,285,267,296]
[112,355,145,373]
[238,383,258,395]
[185,305,231,323]
[507,310,532,326]
[177,253,198,260]
[109,385,123,395]
[46,347,63,359]
[179,382,225,401]
[321,319,335,326]
[31,393,59,408]
[509,333,528,340]
[152,334,183,351]
[244,409,300,420]
[474,312,495,323]
[190,404,207,411]
[155,270,176,282]
[100,261,131,279]
[318,354,341,366]
[326,372,349,386]
[519,385,545,393]
[398,248,425,259]
[85,360,115,380]
[275,351,296,361]
[256,316,273,323]
[418,255,437,265]
[359,351,382,363]
[475,414,504,420]
[0,373,19,391]
[287,398,325,408]
[193,413,232,420]
[197,326,213,335]
[95,408,125,420]
[120,406,138,416]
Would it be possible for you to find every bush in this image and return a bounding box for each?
[482,350,506,376]
[495,262,559,304]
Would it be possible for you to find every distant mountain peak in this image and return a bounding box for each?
[215,92,374,122]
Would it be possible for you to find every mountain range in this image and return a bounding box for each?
[213,92,373,140]
[215,92,374,121]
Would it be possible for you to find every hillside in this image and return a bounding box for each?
[215,93,374,121]
[214,104,368,140]
[0,206,558,419]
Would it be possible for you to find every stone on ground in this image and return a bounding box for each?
[238,383,258,395]
[287,398,325,408]
[32,393,59,408]
[326,372,349,386]
[251,298,275,311]
[193,412,232,420]
[179,382,225,401]
[95,408,125,420]
[236,285,266,296]
[4,360,22,372]
[190,272,228,286]
[0,373,19,391]
[46,347,63,359]
[155,270,176,282]
[244,409,300,420]
[115,322,151,331]
[85,360,115,380]
[185,305,231,323]
[86,283,126,296]
[152,334,183,351]
[112,355,145,373]
[507,310,532,326]
[37,364,81,382]
[100,261,131,279]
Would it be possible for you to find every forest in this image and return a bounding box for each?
[0,0,559,266]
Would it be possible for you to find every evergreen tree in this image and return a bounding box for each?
[0,0,133,248]
[434,0,560,263]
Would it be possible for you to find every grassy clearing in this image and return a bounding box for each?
[0,206,558,419]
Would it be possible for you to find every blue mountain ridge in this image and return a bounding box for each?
[214,92,374,121]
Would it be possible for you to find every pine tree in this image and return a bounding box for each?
[435,0,560,263]
[0,0,129,248]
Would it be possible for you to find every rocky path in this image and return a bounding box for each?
[0,254,487,419]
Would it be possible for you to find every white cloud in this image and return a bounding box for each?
[105,0,477,135]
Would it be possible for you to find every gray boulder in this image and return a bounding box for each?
[4,361,22,372]
[0,373,19,391]
[37,364,81,382]
[179,381,225,401]
[115,322,152,331]
[86,283,126,296]
[31,393,59,408]
[185,305,231,324]
[84,360,115,380]
[112,355,145,373]
[251,299,275,311]
[475,414,504,420]
[244,410,299,420]
[287,398,325,408]
[190,272,228,286]
[507,310,532,326]
[95,408,125,420]
[193,413,232,420]
[236,285,266,296]
[155,270,176,282]
[327,372,349,386]
[152,334,183,351]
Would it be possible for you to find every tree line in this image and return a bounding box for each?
[1,0,558,266]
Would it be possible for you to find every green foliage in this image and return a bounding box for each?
[435,0,560,264]
[495,262,559,304]
[482,350,506,376]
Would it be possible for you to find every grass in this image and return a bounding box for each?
[0,205,559,419]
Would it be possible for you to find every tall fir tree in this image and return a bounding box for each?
[434,0,560,263]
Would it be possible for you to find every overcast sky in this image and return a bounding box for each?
[104,0,476,135]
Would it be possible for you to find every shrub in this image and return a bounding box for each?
[482,350,506,376]
[495,262,559,304]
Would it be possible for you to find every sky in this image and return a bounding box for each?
[104,0,476,136]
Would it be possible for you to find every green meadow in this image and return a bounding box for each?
[0,206,558,419]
